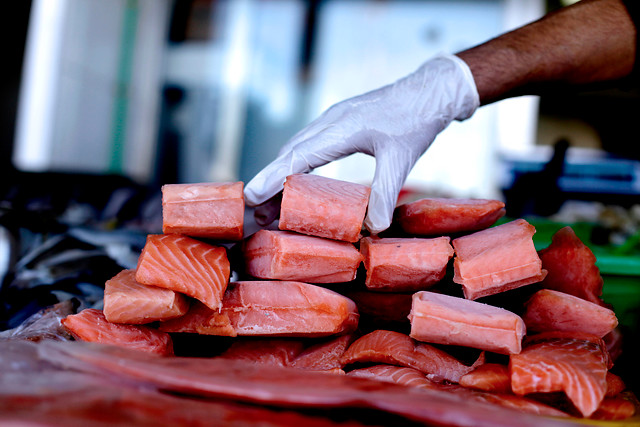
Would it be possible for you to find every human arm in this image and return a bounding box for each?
[457,0,637,105]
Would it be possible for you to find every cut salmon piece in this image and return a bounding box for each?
[223,281,358,337]
[522,289,618,338]
[243,230,363,283]
[279,174,371,243]
[590,396,637,420]
[159,301,236,337]
[409,291,526,355]
[219,339,305,367]
[394,198,505,236]
[162,182,244,240]
[135,234,230,311]
[103,269,190,324]
[340,329,484,383]
[452,219,546,300]
[346,365,440,390]
[163,281,358,337]
[538,226,606,306]
[61,309,173,356]
[459,363,511,394]
[510,332,610,417]
[606,372,626,397]
[359,236,453,292]
[289,335,355,372]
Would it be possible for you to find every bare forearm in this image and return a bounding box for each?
[457,0,637,105]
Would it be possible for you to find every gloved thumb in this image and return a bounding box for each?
[364,149,414,234]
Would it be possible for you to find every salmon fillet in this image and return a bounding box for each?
[538,226,606,306]
[103,269,190,324]
[340,329,484,383]
[360,236,453,292]
[510,332,610,417]
[522,289,618,338]
[159,301,236,336]
[346,365,440,390]
[458,363,512,394]
[243,230,363,283]
[162,182,244,240]
[394,198,505,236]
[452,219,546,300]
[135,234,230,311]
[223,281,359,337]
[163,281,359,337]
[590,396,637,420]
[290,335,355,372]
[61,309,173,356]
[409,291,526,355]
[279,174,371,243]
[219,339,305,367]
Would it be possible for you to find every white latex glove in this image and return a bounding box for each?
[244,53,479,234]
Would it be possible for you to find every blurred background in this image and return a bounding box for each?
[1,1,639,336]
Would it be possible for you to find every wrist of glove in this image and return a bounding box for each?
[244,53,480,234]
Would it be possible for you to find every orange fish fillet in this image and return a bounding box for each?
[394,198,505,236]
[243,230,363,283]
[135,234,230,311]
[459,363,512,394]
[452,219,546,300]
[341,329,484,383]
[510,332,610,417]
[162,281,359,337]
[359,236,453,292]
[279,173,370,243]
[522,289,618,338]
[61,309,173,356]
[103,269,190,324]
[409,291,526,355]
[162,182,244,240]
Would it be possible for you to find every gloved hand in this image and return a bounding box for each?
[244,53,480,234]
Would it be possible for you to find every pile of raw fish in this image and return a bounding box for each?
[7,173,639,425]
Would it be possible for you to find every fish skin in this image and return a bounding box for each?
[510,333,609,417]
[522,289,618,338]
[394,198,505,236]
[162,181,244,241]
[409,291,526,355]
[341,330,484,383]
[135,234,230,311]
[360,236,454,292]
[452,219,546,300]
[538,226,607,307]
[103,269,190,324]
[279,174,371,243]
[243,230,363,283]
[61,309,174,356]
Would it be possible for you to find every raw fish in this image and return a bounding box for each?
[394,198,505,235]
[40,341,576,427]
[162,181,244,240]
[409,291,526,355]
[279,174,370,243]
[343,291,413,326]
[590,396,637,420]
[61,309,174,356]
[538,226,606,306]
[219,339,305,367]
[452,219,546,300]
[510,332,610,417]
[243,230,363,283]
[162,281,359,337]
[459,363,512,394]
[341,329,484,383]
[135,234,230,311]
[290,334,354,372]
[360,236,453,292]
[103,269,189,324]
[346,365,439,389]
[522,289,618,338]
